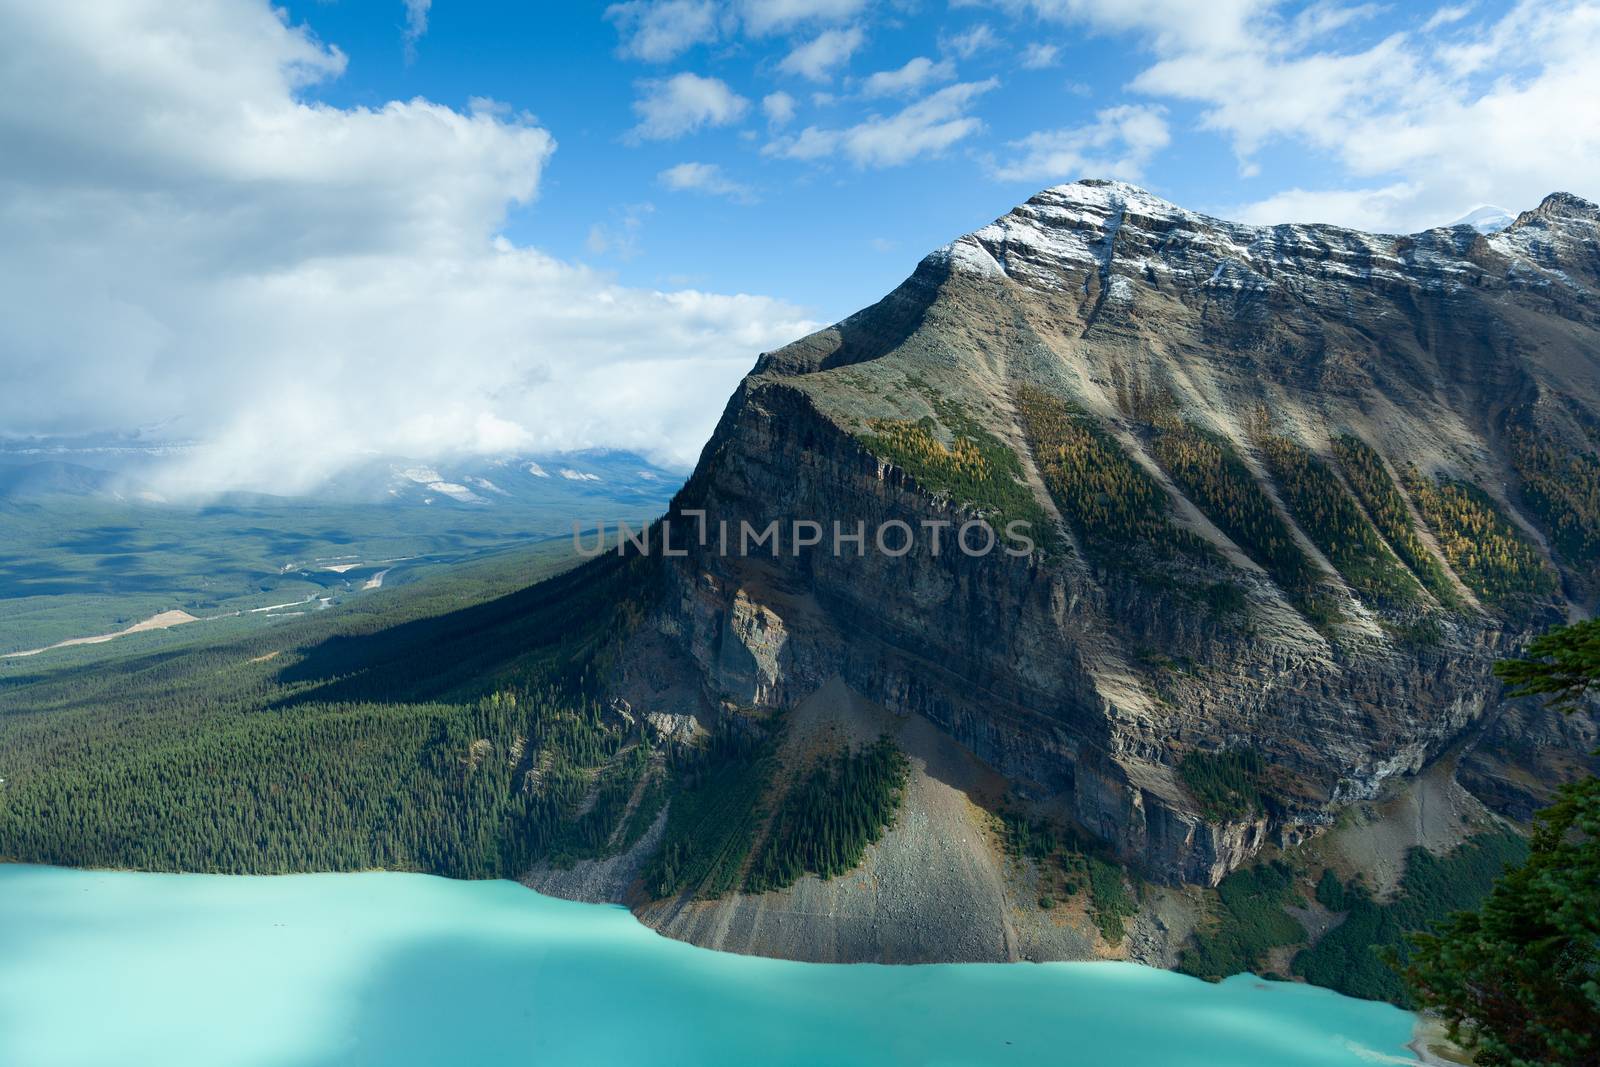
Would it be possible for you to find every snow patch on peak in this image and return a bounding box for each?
[936,179,1591,307]
[939,236,1007,278]
[1036,179,1190,223]
[424,481,482,503]
[398,466,442,484]
[1450,205,1514,234]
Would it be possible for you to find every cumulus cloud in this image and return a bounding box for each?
[0,1,814,494]
[861,56,955,97]
[628,72,750,139]
[990,104,1170,183]
[765,78,999,167]
[658,161,756,201]
[777,26,865,81]
[975,0,1600,232]
[605,0,720,61]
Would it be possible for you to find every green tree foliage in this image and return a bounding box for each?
[1179,861,1303,980]
[1151,424,1336,626]
[1507,425,1600,576]
[1178,747,1266,821]
[642,728,774,900]
[999,807,1061,861]
[1403,619,1600,1064]
[0,682,644,880]
[1016,387,1212,569]
[1294,833,1528,1005]
[745,736,909,893]
[1315,866,1349,911]
[1259,436,1421,608]
[0,550,660,881]
[1404,470,1556,616]
[994,807,1140,943]
[1496,616,1600,708]
[1331,435,1460,606]
[1406,783,1600,1066]
[860,396,1049,545]
[1088,856,1138,944]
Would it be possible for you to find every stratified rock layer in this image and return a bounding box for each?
[618,180,1600,888]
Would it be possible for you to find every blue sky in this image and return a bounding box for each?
[280,0,1531,319]
[1,1,1595,490]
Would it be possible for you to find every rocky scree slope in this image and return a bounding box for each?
[609,180,1600,899]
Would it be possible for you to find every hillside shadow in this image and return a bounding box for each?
[271,552,635,705]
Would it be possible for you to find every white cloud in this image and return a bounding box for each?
[940,23,1001,58]
[738,0,870,35]
[402,0,430,61]
[974,0,1269,53]
[1019,42,1059,68]
[861,56,955,97]
[991,104,1170,183]
[777,26,865,81]
[658,161,757,201]
[605,0,720,61]
[1422,4,1474,32]
[765,78,999,167]
[978,0,1600,232]
[0,1,814,493]
[629,72,750,139]
[1226,182,1422,232]
[762,90,798,127]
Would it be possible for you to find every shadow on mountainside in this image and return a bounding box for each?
[271,550,645,707]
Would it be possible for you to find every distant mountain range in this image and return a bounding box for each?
[0,442,683,656]
[0,442,685,510]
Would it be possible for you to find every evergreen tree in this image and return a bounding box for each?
[1403,620,1600,1066]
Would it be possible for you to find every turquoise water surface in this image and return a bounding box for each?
[0,864,1419,1066]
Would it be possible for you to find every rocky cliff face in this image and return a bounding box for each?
[614,180,1600,889]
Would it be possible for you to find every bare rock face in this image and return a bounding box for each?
[616,180,1600,887]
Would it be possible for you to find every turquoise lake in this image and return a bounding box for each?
[0,864,1420,1066]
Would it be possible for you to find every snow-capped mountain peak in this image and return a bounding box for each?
[1450,205,1515,233]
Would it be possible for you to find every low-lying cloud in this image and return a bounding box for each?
[0,1,814,496]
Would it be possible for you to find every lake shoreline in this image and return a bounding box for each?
[2,863,1425,1066]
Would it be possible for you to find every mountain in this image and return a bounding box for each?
[312,450,684,509]
[0,459,127,499]
[5,181,1598,994]
[530,180,1600,964]
[0,440,683,510]
[0,446,681,657]
[1449,204,1516,234]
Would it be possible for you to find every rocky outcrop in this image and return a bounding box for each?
[612,180,1600,890]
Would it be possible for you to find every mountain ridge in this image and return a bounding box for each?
[5,180,1597,987]
[522,178,1600,965]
